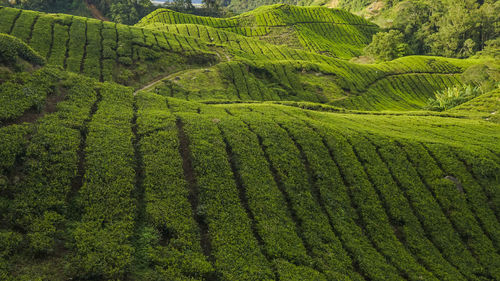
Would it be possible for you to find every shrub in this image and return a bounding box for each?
[0,231,22,258]
[118,56,133,66]
[0,33,45,66]
[8,72,98,261]
[461,63,500,93]
[364,30,411,61]
[0,67,61,122]
[71,82,136,280]
[135,92,214,279]
[426,84,482,111]
[27,211,64,254]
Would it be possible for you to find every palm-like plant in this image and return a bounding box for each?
[427,84,481,111]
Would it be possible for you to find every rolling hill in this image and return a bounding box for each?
[224,0,330,13]
[137,4,379,58]
[0,3,499,281]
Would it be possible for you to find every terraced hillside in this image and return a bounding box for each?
[1,5,477,111]
[1,67,499,280]
[0,6,218,87]
[144,55,477,111]
[451,88,500,123]
[138,4,379,58]
[1,3,499,281]
[225,0,330,13]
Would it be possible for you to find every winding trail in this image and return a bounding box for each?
[133,69,193,96]
[133,55,230,96]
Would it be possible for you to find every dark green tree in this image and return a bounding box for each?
[392,0,432,54]
[364,30,411,61]
[109,2,139,25]
[426,1,478,57]
[203,0,219,9]
[168,0,193,10]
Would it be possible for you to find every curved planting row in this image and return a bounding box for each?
[332,73,463,111]
[137,5,378,58]
[146,55,469,108]
[141,22,316,63]
[0,7,217,86]
[140,5,375,28]
[451,88,500,122]
[139,9,239,28]
[245,5,376,26]
[0,72,101,279]
[1,87,499,280]
[294,22,377,57]
[70,83,136,279]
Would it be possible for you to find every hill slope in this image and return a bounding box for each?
[225,0,330,13]
[1,5,478,111]
[0,4,499,281]
[138,4,379,58]
[1,75,499,280]
[0,6,218,87]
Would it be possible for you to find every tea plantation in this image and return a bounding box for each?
[0,3,499,281]
[138,4,379,58]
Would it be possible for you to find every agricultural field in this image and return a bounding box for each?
[0,6,218,87]
[225,0,330,13]
[0,3,499,281]
[137,4,379,58]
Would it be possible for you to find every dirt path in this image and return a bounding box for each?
[133,68,197,96]
[1,91,67,128]
[84,0,109,21]
[327,0,340,8]
[220,51,232,62]
[133,76,168,96]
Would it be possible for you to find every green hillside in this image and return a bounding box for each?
[138,4,379,58]
[224,0,329,13]
[1,3,499,281]
[0,6,218,87]
[451,88,500,123]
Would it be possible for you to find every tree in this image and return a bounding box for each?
[169,0,193,10]
[387,0,498,58]
[426,2,478,57]
[392,0,432,54]
[110,2,139,25]
[16,0,73,12]
[364,30,411,61]
[203,0,219,10]
[477,1,500,49]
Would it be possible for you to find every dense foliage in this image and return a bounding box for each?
[139,5,379,58]
[224,0,329,13]
[0,3,499,281]
[363,30,410,61]
[0,0,90,16]
[0,33,45,65]
[426,84,482,111]
[386,0,500,58]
